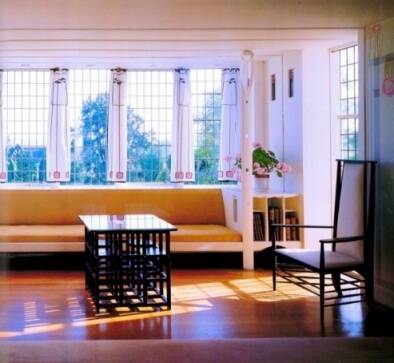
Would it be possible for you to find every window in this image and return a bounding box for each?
[191,69,222,184]
[339,45,359,159]
[2,68,224,185]
[69,69,110,184]
[126,70,173,183]
[3,70,49,182]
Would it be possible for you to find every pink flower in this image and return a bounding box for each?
[277,162,292,173]
[224,155,232,163]
[252,141,261,148]
[253,163,266,176]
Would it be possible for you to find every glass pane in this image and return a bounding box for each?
[347,47,354,64]
[340,49,347,66]
[340,66,347,82]
[340,83,348,99]
[348,64,355,81]
[348,98,355,114]
[348,81,355,98]
[348,118,356,133]
[341,119,349,133]
[340,100,348,114]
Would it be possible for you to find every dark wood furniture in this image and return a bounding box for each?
[80,214,177,312]
[272,159,377,323]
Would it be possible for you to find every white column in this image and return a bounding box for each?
[0,70,6,182]
[241,51,255,270]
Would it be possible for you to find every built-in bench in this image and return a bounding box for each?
[0,187,242,254]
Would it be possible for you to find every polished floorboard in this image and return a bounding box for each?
[0,268,393,341]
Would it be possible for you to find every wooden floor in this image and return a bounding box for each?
[0,268,393,341]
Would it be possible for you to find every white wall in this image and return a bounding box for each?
[0,0,367,69]
[262,49,334,248]
[300,48,333,249]
[265,56,284,193]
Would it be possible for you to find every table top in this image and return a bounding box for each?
[79,214,177,233]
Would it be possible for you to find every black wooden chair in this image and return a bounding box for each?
[272,159,377,323]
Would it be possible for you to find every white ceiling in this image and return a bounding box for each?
[1,0,393,69]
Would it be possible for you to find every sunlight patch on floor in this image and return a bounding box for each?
[0,272,317,339]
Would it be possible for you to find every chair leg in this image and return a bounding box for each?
[320,273,325,323]
[332,272,343,297]
[365,270,375,309]
[272,254,277,291]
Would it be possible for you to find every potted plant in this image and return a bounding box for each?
[230,142,291,192]
[252,142,291,178]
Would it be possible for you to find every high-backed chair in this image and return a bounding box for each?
[272,159,376,323]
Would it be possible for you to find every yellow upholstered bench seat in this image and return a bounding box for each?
[0,224,242,244]
[0,225,86,243]
[0,187,242,252]
[171,225,242,243]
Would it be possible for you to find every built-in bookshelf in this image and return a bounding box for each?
[221,188,302,269]
[222,187,302,246]
[253,193,301,244]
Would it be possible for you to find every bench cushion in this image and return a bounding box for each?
[0,224,241,244]
[0,225,86,243]
[172,225,242,243]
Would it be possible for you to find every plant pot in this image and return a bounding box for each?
[254,175,270,193]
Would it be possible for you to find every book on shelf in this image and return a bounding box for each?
[290,216,298,240]
[285,217,291,240]
[269,207,283,241]
[284,216,299,240]
[253,211,265,241]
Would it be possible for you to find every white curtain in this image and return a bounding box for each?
[107,68,127,182]
[0,70,6,182]
[47,68,70,182]
[218,69,240,181]
[171,69,195,182]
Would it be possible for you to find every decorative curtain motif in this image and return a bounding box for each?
[0,70,6,182]
[382,53,394,97]
[218,69,240,181]
[366,23,383,60]
[241,51,254,97]
[47,68,70,182]
[107,68,127,182]
[171,69,195,182]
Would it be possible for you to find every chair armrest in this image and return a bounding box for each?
[270,224,333,248]
[319,235,364,244]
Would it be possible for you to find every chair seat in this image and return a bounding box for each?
[276,249,363,271]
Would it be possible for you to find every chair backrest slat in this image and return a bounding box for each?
[333,160,376,264]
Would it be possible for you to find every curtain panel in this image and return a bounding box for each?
[0,71,6,182]
[218,69,241,181]
[171,69,195,182]
[107,68,127,182]
[47,68,70,182]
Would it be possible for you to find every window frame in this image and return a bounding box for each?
[1,67,227,186]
